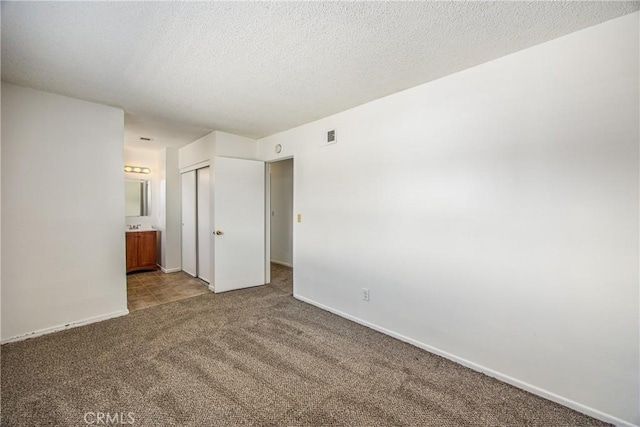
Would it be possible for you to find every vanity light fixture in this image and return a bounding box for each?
[124,165,151,174]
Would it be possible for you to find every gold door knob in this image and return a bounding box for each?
[215,230,223,235]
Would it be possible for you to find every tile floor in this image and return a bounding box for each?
[127,263,293,312]
[126,270,210,312]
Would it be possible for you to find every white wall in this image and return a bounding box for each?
[1,83,128,341]
[215,131,258,159]
[258,13,639,426]
[178,132,215,170]
[159,147,181,272]
[179,131,258,171]
[270,159,293,266]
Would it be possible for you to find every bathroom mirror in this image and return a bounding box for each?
[125,179,150,217]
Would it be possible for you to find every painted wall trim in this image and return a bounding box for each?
[293,294,638,427]
[270,260,292,268]
[264,163,272,286]
[159,266,181,274]
[208,284,215,293]
[0,309,130,345]
[179,160,210,174]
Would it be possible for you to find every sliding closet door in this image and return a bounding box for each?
[181,170,197,277]
[196,167,211,283]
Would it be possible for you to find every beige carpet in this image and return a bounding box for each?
[1,264,608,426]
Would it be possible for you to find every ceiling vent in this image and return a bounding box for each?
[140,137,153,141]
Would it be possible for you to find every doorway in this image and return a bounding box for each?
[268,158,294,292]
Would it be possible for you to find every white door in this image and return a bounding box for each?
[213,157,265,293]
[181,170,197,277]
[197,167,211,283]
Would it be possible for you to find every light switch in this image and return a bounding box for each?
[297,214,302,223]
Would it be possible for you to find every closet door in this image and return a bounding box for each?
[181,170,197,277]
[196,167,211,283]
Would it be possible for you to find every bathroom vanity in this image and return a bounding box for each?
[126,230,158,273]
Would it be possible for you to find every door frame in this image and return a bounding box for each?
[179,163,212,282]
[196,166,211,283]
[264,156,295,287]
[180,169,197,277]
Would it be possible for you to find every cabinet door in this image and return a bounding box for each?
[138,232,157,268]
[126,233,139,272]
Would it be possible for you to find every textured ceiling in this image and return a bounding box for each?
[124,114,211,151]
[2,1,639,140]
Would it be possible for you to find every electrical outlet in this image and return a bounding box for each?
[297,213,302,223]
[362,288,370,301]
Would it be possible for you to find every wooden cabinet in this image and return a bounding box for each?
[126,230,158,273]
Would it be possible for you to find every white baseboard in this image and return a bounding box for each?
[271,259,292,268]
[208,284,215,292]
[1,309,130,345]
[293,294,638,427]
[159,265,181,273]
